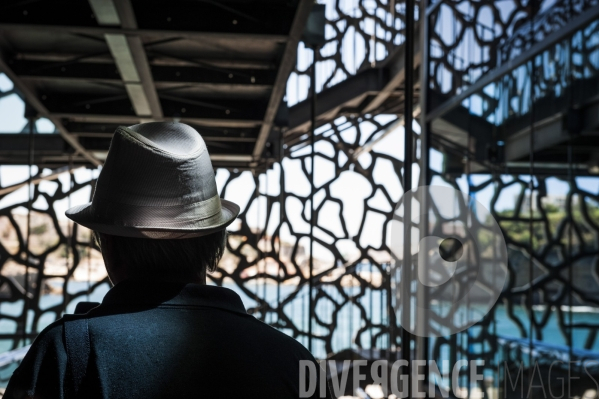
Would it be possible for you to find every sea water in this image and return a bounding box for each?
[0,280,598,362]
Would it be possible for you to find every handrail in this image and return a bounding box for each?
[497,335,599,364]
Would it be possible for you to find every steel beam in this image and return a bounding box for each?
[65,121,258,136]
[0,24,288,44]
[14,52,275,70]
[352,105,421,160]
[0,58,101,166]
[69,132,256,143]
[90,0,162,119]
[53,113,262,128]
[0,134,66,151]
[252,0,313,160]
[11,59,276,87]
[88,0,120,26]
[209,154,253,162]
[117,2,162,119]
[38,91,265,122]
[505,114,567,161]
[362,26,421,114]
[286,68,387,139]
[401,0,416,391]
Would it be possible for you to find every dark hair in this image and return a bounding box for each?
[93,230,227,280]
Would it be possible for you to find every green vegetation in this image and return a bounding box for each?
[31,224,48,235]
[494,198,599,249]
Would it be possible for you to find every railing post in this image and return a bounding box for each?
[402,0,416,396]
[308,44,318,353]
[417,0,431,393]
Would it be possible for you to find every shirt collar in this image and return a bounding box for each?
[101,279,248,316]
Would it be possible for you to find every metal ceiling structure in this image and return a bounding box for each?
[1,1,599,397]
[285,33,421,150]
[0,0,312,171]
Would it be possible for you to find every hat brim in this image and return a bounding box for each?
[65,199,240,239]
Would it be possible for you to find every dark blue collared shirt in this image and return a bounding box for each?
[4,280,329,398]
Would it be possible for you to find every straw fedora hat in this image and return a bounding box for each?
[66,122,239,239]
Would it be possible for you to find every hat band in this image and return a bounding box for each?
[90,194,223,228]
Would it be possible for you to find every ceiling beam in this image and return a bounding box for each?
[0,134,66,152]
[14,52,275,70]
[65,120,258,134]
[352,105,421,160]
[53,113,262,128]
[252,0,313,160]
[0,58,101,166]
[11,59,276,86]
[115,0,162,119]
[70,132,257,142]
[0,133,257,167]
[362,27,421,114]
[88,0,121,26]
[89,0,162,119]
[285,68,385,137]
[210,155,253,162]
[0,23,288,44]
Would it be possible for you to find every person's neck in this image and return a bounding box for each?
[114,275,206,286]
